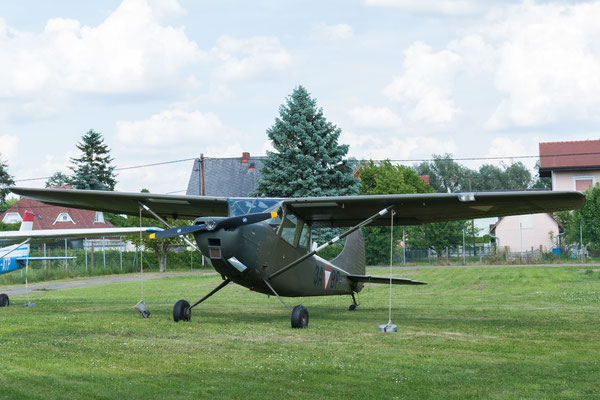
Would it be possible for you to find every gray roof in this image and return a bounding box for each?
[186,156,266,197]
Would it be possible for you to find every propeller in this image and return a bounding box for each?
[150,211,279,240]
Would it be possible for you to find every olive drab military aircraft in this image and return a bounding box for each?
[10,187,585,328]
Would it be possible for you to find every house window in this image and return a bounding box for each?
[2,212,22,224]
[94,211,105,224]
[574,176,594,192]
[53,212,75,224]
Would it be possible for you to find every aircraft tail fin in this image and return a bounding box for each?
[19,211,34,232]
[331,229,365,276]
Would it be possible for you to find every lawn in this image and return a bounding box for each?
[0,266,599,399]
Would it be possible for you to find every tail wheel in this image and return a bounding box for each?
[291,305,309,329]
[0,294,9,307]
[173,299,191,322]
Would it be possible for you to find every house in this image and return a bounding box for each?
[490,213,563,254]
[539,140,600,191]
[186,152,266,197]
[491,139,597,254]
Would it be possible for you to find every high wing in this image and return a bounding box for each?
[10,187,228,219]
[10,187,584,228]
[0,227,163,244]
[284,191,585,227]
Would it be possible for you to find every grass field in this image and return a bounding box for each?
[1,266,599,399]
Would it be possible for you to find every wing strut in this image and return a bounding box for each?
[138,202,200,252]
[269,205,394,280]
[0,238,30,260]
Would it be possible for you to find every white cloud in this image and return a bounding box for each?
[202,35,292,94]
[482,136,541,170]
[483,1,600,129]
[381,1,600,131]
[341,130,458,161]
[114,108,246,192]
[116,109,243,157]
[147,0,187,22]
[0,0,200,102]
[309,23,354,41]
[383,41,461,124]
[0,135,19,165]
[348,106,402,129]
[364,0,479,15]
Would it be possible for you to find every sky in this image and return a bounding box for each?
[1,0,600,194]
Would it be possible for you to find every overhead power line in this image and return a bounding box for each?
[13,151,600,184]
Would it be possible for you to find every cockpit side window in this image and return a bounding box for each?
[280,213,297,245]
[298,223,311,249]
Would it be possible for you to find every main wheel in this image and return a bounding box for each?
[0,294,9,307]
[349,304,357,311]
[291,305,309,329]
[173,299,191,322]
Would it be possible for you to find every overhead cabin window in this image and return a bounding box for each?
[53,212,75,225]
[280,213,298,245]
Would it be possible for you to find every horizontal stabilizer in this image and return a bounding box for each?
[347,274,426,285]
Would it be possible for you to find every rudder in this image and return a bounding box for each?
[331,229,365,276]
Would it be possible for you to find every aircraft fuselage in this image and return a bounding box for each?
[192,219,356,297]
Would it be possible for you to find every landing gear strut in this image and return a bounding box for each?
[264,279,309,329]
[0,294,9,307]
[173,278,231,323]
[348,293,358,311]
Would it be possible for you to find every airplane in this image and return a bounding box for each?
[0,210,161,307]
[10,187,585,328]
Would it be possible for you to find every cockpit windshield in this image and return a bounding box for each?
[228,198,283,232]
[227,198,283,217]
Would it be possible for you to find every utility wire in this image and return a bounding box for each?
[13,151,600,184]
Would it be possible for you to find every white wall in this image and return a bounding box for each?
[494,213,560,252]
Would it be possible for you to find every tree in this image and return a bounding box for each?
[255,86,358,198]
[69,130,117,190]
[358,160,433,265]
[471,162,532,191]
[416,154,536,193]
[254,86,359,244]
[565,183,600,250]
[0,197,19,215]
[45,172,72,187]
[532,161,551,190]
[407,220,474,260]
[0,156,15,205]
[414,154,471,193]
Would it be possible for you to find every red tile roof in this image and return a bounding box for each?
[0,198,113,230]
[539,140,600,170]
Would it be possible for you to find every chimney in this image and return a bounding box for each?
[241,152,250,164]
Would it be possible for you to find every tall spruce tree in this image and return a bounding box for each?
[69,130,117,190]
[255,86,358,198]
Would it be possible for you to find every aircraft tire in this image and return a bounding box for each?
[173,299,191,322]
[0,294,9,307]
[349,304,357,311]
[291,305,309,329]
